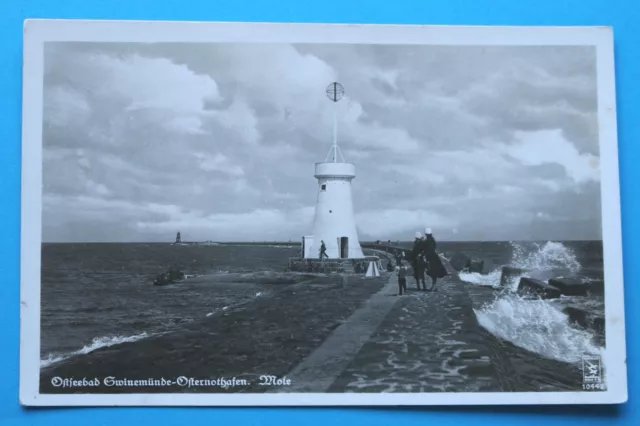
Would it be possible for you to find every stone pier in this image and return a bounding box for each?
[275,256,504,393]
[327,265,502,393]
[271,271,401,392]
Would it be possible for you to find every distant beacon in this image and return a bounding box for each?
[302,83,365,260]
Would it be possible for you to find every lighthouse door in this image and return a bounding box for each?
[339,237,349,258]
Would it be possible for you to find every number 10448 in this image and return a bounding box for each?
[583,383,607,391]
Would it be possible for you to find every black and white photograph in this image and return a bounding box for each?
[20,20,627,406]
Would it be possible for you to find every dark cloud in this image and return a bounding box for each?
[42,42,602,242]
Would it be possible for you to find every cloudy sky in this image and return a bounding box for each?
[42,42,602,242]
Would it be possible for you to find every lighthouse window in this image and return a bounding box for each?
[321,184,326,191]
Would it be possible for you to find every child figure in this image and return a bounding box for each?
[397,262,407,296]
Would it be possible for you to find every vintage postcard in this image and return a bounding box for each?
[20,20,627,406]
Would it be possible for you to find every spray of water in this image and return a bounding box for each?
[475,295,603,364]
[459,241,604,364]
[459,241,582,288]
[511,241,581,271]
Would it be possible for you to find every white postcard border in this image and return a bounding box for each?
[20,19,627,406]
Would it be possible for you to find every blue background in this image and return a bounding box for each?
[1,0,637,424]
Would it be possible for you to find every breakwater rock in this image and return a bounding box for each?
[517,277,562,299]
[549,277,604,296]
[447,252,491,274]
[499,266,530,287]
[449,252,471,271]
[498,266,605,298]
[563,306,605,335]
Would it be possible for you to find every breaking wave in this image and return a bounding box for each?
[511,241,581,272]
[459,241,604,364]
[41,333,150,368]
[475,295,603,364]
[459,241,582,288]
[459,269,502,288]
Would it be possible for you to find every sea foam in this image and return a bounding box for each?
[459,241,582,288]
[41,332,149,368]
[460,241,604,364]
[475,295,603,364]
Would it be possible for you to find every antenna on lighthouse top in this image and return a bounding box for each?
[325,82,345,163]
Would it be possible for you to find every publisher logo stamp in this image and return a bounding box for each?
[582,355,602,385]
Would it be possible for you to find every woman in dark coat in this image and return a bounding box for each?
[422,228,448,291]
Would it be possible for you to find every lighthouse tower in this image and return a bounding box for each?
[302,83,364,260]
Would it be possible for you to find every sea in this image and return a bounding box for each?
[454,240,605,366]
[40,243,301,367]
[41,240,605,390]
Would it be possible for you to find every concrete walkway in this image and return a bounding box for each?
[328,262,503,393]
[271,271,401,393]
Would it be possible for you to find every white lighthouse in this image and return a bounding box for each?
[302,83,365,260]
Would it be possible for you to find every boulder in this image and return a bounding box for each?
[548,277,605,296]
[449,252,471,271]
[499,266,530,287]
[548,277,590,296]
[468,260,485,273]
[479,259,495,275]
[563,306,589,329]
[517,277,561,299]
[563,307,605,334]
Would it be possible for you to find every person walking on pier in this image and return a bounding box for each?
[397,262,407,295]
[386,260,394,272]
[411,232,427,290]
[422,228,448,291]
[319,240,329,261]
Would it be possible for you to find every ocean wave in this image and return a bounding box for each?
[459,269,502,288]
[41,332,150,368]
[511,241,581,271]
[475,294,603,364]
[460,241,582,289]
[463,241,604,364]
[460,269,529,291]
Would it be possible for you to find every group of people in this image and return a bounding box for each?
[396,227,448,295]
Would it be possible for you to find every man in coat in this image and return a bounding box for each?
[319,240,329,261]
